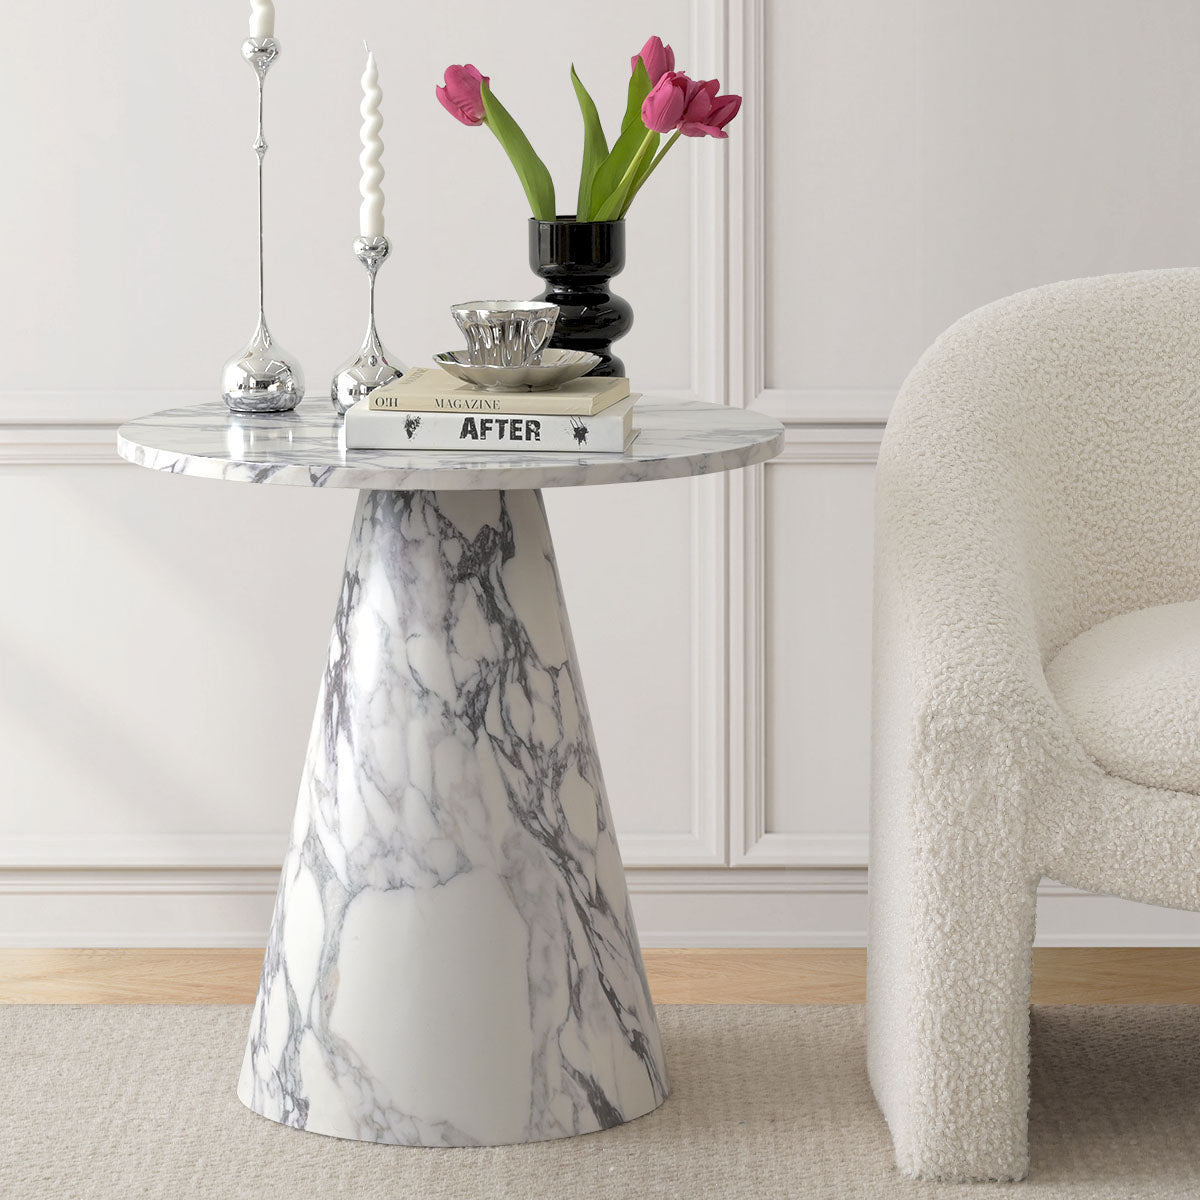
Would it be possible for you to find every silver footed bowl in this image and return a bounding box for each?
[433,348,602,391]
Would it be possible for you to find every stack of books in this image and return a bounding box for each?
[344,368,639,453]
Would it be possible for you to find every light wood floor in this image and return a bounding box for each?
[0,947,1197,1005]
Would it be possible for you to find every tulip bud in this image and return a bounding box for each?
[436,64,489,127]
[632,36,675,85]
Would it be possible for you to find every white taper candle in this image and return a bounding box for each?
[359,50,385,238]
[248,0,275,39]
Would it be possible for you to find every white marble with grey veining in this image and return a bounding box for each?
[117,395,781,1145]
[236,489,668,1145]
[116,397,783,490]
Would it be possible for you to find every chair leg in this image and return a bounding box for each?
[870,843,1039,1182]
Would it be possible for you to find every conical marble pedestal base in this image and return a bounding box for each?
[238,488,668,1145]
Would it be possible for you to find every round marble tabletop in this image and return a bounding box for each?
[117,397,783,490]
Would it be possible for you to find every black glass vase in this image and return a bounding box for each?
[529,218,633,377]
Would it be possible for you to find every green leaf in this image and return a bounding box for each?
[480,80,556,220]
[589,125,659,220]
[619,128,681,217]
[592,129,656,220]
[621,56,654,132]
[570,65,608,221]
[585,59,657,219]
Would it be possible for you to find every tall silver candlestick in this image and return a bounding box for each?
[222,37,305,413]
[331,235,404,414]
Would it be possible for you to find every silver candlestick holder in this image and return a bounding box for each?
[331,235,404,414]
[222,37,305,413]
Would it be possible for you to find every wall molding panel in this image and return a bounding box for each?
[755,390,894,427]
[0,392,134,465]
[730,428,881,870]
[675,0,735,866]
[4,0,1198,948]
[728,0,886,876]
[0,391,199,466]
[0,834,285,870]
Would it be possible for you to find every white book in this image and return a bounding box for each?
[345,393,639,454]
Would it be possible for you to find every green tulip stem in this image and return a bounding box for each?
[619,129,681,216]
[595,127,657,219]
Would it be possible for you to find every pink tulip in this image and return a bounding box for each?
[642,71,741,138]
[641,71,688,133]
[437,64,488,126]
[632,36,675,85]
[678,76,741,138]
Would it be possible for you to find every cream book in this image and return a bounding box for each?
[368,367,630,415]
[346,393,640,453]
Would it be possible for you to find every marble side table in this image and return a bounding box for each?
[117,398,783,1146]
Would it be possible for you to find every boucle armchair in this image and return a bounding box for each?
[867,269,1200,1182]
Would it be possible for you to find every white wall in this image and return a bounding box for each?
[3,0,1200,946]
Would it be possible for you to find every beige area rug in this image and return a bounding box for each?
[3,1004,1199,1199]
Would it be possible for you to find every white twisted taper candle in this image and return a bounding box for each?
[359,49,385,239]
[248,0,275,39]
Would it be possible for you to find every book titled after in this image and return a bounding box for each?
[344,393,640,453]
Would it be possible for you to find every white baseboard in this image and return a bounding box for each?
[3,865,1199,948]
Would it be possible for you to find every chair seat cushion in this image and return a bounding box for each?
[1045,599,1200,794]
